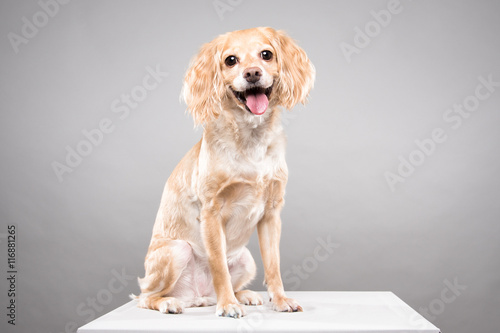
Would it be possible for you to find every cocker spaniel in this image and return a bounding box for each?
[135,27,315,318]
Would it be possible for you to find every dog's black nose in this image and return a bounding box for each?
[243,67,262,83]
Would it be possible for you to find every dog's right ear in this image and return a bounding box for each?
[182,36,225,126]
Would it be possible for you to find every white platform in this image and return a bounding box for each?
[77,291,440,333]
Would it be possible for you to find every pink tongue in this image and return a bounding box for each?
[245,93,269,115]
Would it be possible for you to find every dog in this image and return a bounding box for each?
[135,27,315,318]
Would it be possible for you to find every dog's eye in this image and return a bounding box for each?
[261,50,273,61]
[225,55,238,67]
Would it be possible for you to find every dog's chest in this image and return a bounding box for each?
[229,149,277,178]
[206,138,285,249]
[223,195,265,253]
[225,130,285,177]
[195,123,287,248]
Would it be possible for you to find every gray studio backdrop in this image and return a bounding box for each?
[1,0,499,332]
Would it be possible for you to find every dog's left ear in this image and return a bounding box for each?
[267,28,315,109]
[182,36,225,125]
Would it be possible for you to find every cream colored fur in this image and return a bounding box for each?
[135,27,315,318]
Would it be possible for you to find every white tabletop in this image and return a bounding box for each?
[77,291,440,333]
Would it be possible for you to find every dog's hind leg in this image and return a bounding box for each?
[136,238,193,313]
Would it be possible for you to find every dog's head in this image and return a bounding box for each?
[182,27,315,125]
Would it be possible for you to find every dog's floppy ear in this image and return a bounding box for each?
[267,28,315,109]
[182,36,225,125]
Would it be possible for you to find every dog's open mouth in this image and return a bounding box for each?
[231,85,273,115]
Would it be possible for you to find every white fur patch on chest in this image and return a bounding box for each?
[224,196,265,248]
[192,110,287,252]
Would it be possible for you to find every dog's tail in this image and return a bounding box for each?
[129,277,142,300]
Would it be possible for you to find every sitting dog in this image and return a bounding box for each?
[135,27,315,318]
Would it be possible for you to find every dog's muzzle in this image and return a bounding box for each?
[231,85,273,115]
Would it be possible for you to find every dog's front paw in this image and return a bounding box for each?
[216,301,246,318]
[271,296,303,312]
[235,290,264,306]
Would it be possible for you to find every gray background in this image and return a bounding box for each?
[1,0,499,332]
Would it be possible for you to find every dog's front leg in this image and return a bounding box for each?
[202,210,246,318]
[258,208,303,312]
